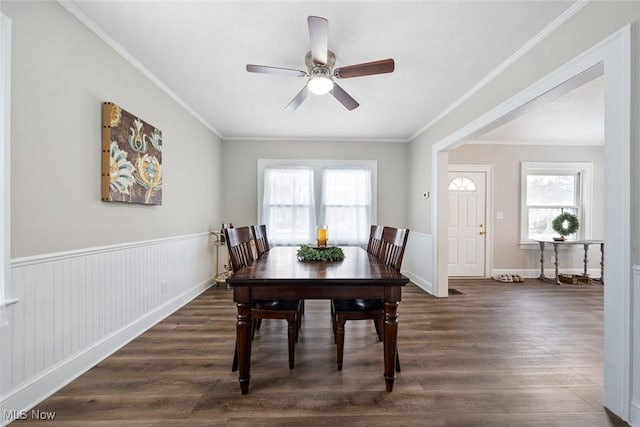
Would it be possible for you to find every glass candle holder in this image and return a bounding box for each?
[316,225,328,247]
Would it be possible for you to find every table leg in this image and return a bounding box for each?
[583,244,589,277]
[538,241,546,280]
[553,243,560,285]
[600,243,605,284]
[336,315,346,371]
[383,301,399,392]
[236,303,252,394]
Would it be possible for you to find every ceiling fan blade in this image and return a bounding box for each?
[334,59,395,79]
[307,16,328,65]
[331,83,359,111]
[246,64,307,77]
[285,86,309,111]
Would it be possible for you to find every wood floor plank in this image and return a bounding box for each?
[12,280,629,426]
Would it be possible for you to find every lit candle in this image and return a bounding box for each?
[317,226,328,247]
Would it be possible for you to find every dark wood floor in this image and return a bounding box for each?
[15,280,628,426]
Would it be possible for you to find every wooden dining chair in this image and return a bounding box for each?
[227,226,302,371]
[250,224,269,331]
[332,226,409,371]
[251,224,270,258]
[334,224,384,338]
[251,224,306,318]
[366,224,384,257]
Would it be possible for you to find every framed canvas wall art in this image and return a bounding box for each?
[102,102,162,205]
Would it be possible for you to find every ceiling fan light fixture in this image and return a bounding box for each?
[246,18,393,110]
[307,75,334,95]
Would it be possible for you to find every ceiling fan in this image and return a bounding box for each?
[246,16,395,111]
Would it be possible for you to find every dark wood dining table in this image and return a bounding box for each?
[226,245,410,394]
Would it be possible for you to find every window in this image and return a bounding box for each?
[320,168,371,245]
[258,160,377,246]
[448,176,477,191]
[262,168,316,245]
[521,162,592,242]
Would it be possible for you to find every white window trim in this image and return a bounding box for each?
[257,159,378,244]
[520,161,593,245]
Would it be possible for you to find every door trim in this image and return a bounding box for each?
[448,164,493,278]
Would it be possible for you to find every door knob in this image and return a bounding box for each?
[479,231,486,235]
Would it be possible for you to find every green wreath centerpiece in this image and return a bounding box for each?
[296,245,345,262]
[552,212,580,237]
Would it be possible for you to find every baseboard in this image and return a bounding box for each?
[403,270,435,295]
[630,398,640,426]
[0,278,213,426]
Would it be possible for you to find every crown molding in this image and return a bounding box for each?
[409,0,592,141]
[56,0,223,139]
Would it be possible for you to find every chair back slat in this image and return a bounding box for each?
[378,227,410,271]
[224,226,255,273]
[251,224,270,258]
[366,225,384,257]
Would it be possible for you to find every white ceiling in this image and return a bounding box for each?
[65,0,579,142]
[476,75,604,145]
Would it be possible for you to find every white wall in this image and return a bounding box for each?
[402,232,433,293]
[633,265,640,423]
[0,2,222,420]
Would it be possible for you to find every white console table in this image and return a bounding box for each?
[535,239,604,285]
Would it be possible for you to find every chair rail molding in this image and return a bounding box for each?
[0,232,215,422]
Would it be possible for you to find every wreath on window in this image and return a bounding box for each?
[552,212,580,237]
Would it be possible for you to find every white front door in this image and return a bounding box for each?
[448,171,486,277]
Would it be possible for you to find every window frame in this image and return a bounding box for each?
[258,159,377,246]
[520,161,593,244]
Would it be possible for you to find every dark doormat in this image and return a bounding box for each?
[448,288,465,295]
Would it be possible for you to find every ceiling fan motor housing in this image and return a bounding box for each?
[306,50,336,75]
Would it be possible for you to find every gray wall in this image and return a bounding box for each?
[221,139,409,228]
[5,1,223,257]
[449,143,604,270]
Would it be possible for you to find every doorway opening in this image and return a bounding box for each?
[431,27,632,421]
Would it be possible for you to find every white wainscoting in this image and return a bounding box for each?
[402,232,434,295]
[0,233,215,424]
[631,265,640,425]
